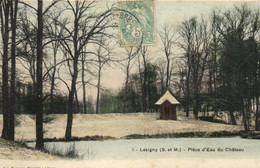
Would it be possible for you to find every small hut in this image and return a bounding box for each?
[155,90,180,120]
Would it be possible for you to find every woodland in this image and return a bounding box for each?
[0,0,259,150]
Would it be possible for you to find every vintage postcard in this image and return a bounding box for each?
[0,0,260,167]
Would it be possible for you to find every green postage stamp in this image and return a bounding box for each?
[119,0,155,46]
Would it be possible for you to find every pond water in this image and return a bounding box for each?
[26,137,260,160]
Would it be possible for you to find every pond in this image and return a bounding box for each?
[26,137,260,160]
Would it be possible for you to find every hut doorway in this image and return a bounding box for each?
[164,106,170,119]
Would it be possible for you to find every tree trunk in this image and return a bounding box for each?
[255,43,260,131]
[65,86,74,140]
[165,55,170,91]
[65,58,78,140]
[96,66,101,114]
[50,47,57,114]
[141,47,148,112]
[185,61,191,118]
[147,73,151,111]
[213,65,217,114]
[256,92,260,131]
[75,88,80,113]
[193,86,199,119]
[227,94,237,125]
[123,56,131,113]
[82,84,87,114]
[255,68,260,131]
[35,0,44,150]
[212,23,218,114]
[82,56,87,114]
[1,0,10,140]
[65,1,80,140]
[242,108,249,132]
[9,0,18,141]
[160,75,164,95]
[229,108,237,125]
[123,72,129,113]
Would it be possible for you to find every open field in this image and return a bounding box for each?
[0,112,244,142]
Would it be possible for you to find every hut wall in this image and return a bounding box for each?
[171,104,177,120]
[160,100,177,120]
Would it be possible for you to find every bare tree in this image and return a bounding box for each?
[155,59,166,95]
[159,25,176,92]
[0,0,11,140]
[94,36,111,114]
[16,7,38,91]
[208,10,221,114]
[178,20,192,117]
[80,45,96,114]
[137,46,149,112]
[45,9,65,113]
[174,60,186,99]
[179,17,211,119]
[55,0,116,140]
[120,46,140,113]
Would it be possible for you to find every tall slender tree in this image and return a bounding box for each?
[138,46,149,112]
[159,25,176,92]
[121,47,140,113]
[81,45,88,114]
[35,0,44,150]
[9,0,19,141]
[1,0,11,140]
[95,36,111,114]
[45,9,64,114]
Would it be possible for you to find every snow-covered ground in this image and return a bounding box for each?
[0,112,243,142]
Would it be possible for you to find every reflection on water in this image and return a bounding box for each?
[26,137,260,160]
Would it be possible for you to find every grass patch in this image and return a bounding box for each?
[124,131,243,139]
[34,131,244,143]
[23,131,248,144]
[199,116,229,124]
[45,142,80,159]
[65,143,79,158]
[43,135,116,142]
[240,131,260,139]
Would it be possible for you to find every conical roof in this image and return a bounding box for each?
[155,90,180,105]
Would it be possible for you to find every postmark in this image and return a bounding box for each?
[119,0,155,46]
